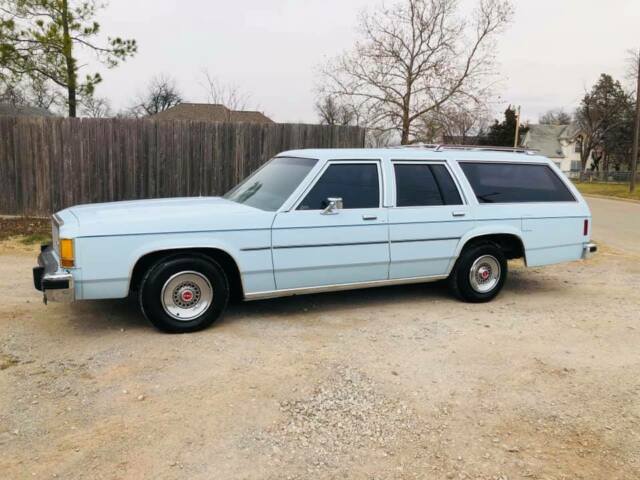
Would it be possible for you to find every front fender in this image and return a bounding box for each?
[125,239,244,288]
[75,229,273,300]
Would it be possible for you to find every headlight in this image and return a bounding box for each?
[60,239,75,268]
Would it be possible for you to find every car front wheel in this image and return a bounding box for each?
[448,243,507,303]
[139,255,229,333]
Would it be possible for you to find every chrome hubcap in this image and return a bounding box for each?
[161,271,213,321]
[469,255,501,293]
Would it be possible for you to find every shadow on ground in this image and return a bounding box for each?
[61,267,569,334]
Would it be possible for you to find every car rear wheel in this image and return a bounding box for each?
[448,243,507,303]
[139,255,229,333]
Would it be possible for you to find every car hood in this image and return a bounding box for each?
[61,197,274,238]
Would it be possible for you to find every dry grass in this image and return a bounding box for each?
[0,217,50,243]
[573,182,640,201]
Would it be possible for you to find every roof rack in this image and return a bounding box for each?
[388,143,538,155]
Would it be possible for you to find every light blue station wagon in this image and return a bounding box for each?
[33,145,597,332]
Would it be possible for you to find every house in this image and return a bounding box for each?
[521,124,585,173]
[152,103,274,124]
[0,103,55,117]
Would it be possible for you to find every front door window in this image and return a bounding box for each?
[297,163,380,210]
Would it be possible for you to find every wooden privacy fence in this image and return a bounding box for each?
[0,116,365,216]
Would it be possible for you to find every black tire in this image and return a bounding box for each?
[138,255,229,333]
[448,243,507,303]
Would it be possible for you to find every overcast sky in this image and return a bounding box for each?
[94,0,639,124]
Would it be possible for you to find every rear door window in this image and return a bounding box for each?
[394,163,462,206]
[460,162,575,203]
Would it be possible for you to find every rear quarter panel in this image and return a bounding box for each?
[451,156,591,267]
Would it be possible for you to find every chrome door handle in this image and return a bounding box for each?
[362,215,378,221]
[452,211,466,217]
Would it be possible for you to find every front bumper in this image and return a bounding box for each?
[582,242,598,260]
[33,244,75,303]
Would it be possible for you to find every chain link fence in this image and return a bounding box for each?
[567,171,640,183]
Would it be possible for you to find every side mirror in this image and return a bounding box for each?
[322,197,343,215]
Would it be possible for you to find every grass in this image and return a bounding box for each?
[19,233,52,245]
[573,182,640,201]
[0,217,51,243]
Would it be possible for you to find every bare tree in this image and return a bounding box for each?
[365,127,395,147]
[80,95,112,117]
[28,75,60,111]
[131,74,183,116]
[319,0,513,144]
[315,95,356,126]
[200,70,250,114]
[0,83,26,106]
[539,109,572,125]
[0,74,60,111]
[418,99,491,143]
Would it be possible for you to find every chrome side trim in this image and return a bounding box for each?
[391,237,460,244]
[243,274,448,301]
[273,240,388,249]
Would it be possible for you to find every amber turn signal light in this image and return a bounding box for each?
[60,238,75,268]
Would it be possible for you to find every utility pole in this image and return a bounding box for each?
[631,50,640,193]
[514,105,521,148]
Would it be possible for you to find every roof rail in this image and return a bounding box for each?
[435,144,538,154]
[387,143,440,149]
[387,143,538,155]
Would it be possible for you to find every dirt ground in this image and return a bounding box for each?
[0,217,50,242]
[1,239,639,480]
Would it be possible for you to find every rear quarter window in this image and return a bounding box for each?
[460,162,575,203]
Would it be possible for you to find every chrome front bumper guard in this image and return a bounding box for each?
[33,245,75,303]
[582,242,598,260]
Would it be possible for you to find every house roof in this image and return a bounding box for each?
[0,103,55,117]
[522,124,582,158]
[558,123,581,140]
[152,103,274,123]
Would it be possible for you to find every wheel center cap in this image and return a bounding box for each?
[181,290,194,302]
[479,267,491,281]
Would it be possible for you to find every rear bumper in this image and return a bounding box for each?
[33,244,75,303]
[582,242,598,260]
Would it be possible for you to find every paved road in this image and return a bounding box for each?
[586,196,640,255]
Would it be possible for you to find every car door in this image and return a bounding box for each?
[388,160,472,279]
[271,160,389,290]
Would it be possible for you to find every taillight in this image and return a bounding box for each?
[583,219,589,236]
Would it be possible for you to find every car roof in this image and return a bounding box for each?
[278,147,549,163]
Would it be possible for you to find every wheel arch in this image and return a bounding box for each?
[454,228,527,265]
[129,247,245,301]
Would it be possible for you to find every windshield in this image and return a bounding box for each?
[224,157,318,211]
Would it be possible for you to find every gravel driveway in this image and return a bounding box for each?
[1,212,639,479]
